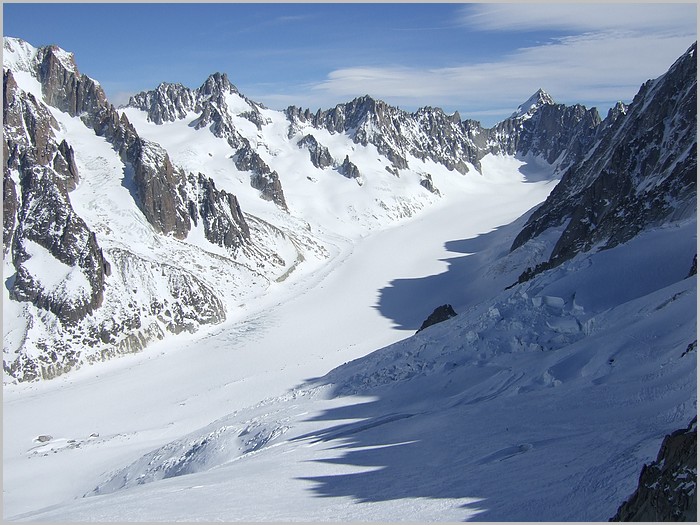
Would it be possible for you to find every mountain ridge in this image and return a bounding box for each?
[2,35,696,389]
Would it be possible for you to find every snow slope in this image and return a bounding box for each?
[3,156,561,520]
[4,153,695,520]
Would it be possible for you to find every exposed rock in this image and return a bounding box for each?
[234,139,288,209]
[251,170,287,209]
[339,155,361,180]
[510,88,555,118]
[189,173,251,251]
[10,164,109,324]
[130,140,191,239]
[488,94,601,169]
[53,139,80,191]
[611,418,697,522]
[3,169,18,254]
[297,134,334,169]
[419,173,440,195]
[37,44,106,117]
[512,42,697,279]
[286,90,601,181]
[417,304,458,332]
[128,71,265,146]
[128,82,197,125]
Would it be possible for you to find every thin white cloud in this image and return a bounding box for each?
[307,4,696,125]
[460,3,696,35]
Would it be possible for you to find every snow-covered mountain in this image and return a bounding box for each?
[2,36,696,522]
[3,35,609,383]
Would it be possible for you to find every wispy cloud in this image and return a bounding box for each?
[308,4,696,125]
[459,3,696,34]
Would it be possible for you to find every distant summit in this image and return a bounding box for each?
[511,88,555,119]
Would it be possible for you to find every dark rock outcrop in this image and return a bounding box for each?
[419,173,440,195]
[417,304,458,333]
[234,139,288,209]
[611,418,697,522]
[10,164,109,324]
[189,173,251,251]
[3,170,17,252]
[37,45,106,117]
[130,140,191,239]
[339,155,361,180]
[297,134,335,169]
[127,82,197,125]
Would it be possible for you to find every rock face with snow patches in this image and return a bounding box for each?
[2,37,254,381]
[416,304,457,332]
[611,417,697,521]
[512,42,697,278]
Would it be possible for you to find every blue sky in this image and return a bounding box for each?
[3,3,697,126]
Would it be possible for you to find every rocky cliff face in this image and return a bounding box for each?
[297,134,335,169]
[286,88,602,178]
[189,173,251,249]
[512,42,697,278]
[3,64,110,326]
[233,139,288,210]
[3,37,253,382]
[128,73,286,206]
[611,418,697,522]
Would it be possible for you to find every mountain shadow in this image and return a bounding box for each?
[374,214,532,331]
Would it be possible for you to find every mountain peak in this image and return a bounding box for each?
[198,72,236,96]
[511,88,555,119]
[3,36,39,74]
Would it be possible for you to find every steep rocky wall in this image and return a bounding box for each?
[611,417,697,522]
[511,43,697,276]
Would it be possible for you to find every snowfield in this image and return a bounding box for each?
[2,36,696,520]
[3,149,696,521]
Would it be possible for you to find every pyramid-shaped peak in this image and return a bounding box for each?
[198,72,237,96]
[511,88,555,118]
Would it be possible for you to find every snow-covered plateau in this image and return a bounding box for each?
[3,36,697,521]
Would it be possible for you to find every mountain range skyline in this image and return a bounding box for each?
[3,2,696,127]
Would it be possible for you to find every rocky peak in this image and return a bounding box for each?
[35,42,107,118]
[511,88,555,119]
[511,41,697,277]
[197,72,236,97]
[339,155,361,181]
[297,134,334,169]
[128,82,197,124]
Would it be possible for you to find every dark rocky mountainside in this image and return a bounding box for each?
[285,89,601,177]
[511,42,697,279]
[3,38,251,381]
[611,418,697,521]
